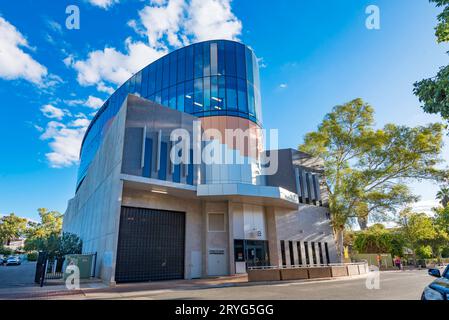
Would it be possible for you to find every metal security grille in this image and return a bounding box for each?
[115,206,185,283]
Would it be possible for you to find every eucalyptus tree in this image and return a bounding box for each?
[300,98,446,260]
[414,0,449,125]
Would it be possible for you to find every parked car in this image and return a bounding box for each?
[5,256,21,266]
[421,265,449,300]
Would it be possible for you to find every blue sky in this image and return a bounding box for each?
[0,0,448,221]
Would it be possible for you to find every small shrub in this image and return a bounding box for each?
[27,252,38,261]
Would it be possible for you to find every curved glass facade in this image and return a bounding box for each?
[77,40,262,188]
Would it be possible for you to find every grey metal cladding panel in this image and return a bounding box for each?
[313,174,322,201]
[301,170,309,199]
[123,96,196,180]
[307,173,316,201]
[122,127,144,176]
[265,149,296,193]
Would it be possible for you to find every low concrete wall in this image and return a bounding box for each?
[247,269,281,282]
[347,264,360,276]
[331,266,348,277]
[358,264,368,275]
[248,263,368,283]
[280,268,309,281]
[308,267,332,279]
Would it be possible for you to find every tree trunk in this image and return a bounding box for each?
[357,216,369,230]
[334,228,344,263]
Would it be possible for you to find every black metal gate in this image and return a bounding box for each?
[115,206,186,283]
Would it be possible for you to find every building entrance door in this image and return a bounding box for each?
[115,206,185,283]
[245,240,269,268]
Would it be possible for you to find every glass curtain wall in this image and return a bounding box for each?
[77,40,262,189]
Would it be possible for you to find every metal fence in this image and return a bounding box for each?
[35,252,97,287]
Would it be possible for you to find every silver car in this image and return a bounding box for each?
[5,256,21,266]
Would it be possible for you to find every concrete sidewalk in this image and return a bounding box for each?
[0,275,249,300]
[0,272,374,300]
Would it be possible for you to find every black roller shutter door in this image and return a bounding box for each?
[115,206,185,283]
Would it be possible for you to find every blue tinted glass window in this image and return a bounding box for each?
[204,76,211,111]
[211,76,219,110]
[255,88,262,122]
[176,83,184,112]
[169,86,177,109]
[203,42,211,77]
[237,78,248,113]
[155,91,162,104]
[162,88,169,106]
[143,138,153,178]
[162,56,170,89]
[236,44,246,80]
[135,72,142,95]
[173,163,181,183]
[177,49,185,83]
[186,46,194,80]
[225,41,236,77]
[218,41,225,76]
[194,78,203,113]
[194,44,203,79]
[155,60,163,92]
[226,76,237,110]
[141,68,148,97]
[148,65,156,95]
[210,42,218,75]
[187,149,194,185]
[129,75,136,94]
[218,76,226,110]
[158,142,168,181]
[169,52,177,87]
[245,47,254,84]
[247,82,255,116]
[184,80,194,113]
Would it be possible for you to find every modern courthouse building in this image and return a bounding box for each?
[63,40,337,284]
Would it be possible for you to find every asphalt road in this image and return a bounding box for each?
[0,261,36,288]
[0,263,435,300]
[89,270,433,300]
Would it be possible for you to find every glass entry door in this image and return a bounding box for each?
[234,240,269,268]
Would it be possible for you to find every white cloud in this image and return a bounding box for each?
[70,37,166,86]
[87,0,120,9]
[0,17,48,85]
[70,0,242,91]
[85,96,104,109]
[40,104,66,120]
[184,0,242,42]
[69,118,91,128]
[138,0,187,48]
[63,55,74,68]
[46,20,63,34]
[279,83,288,89]
[40,120,89,168]
[136,0,242,47]
[96,82,115,94]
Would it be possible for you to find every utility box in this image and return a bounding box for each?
[63,254,95,280]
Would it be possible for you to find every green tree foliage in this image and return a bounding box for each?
[0,213,28,245]
[399,208,449,260]
[353,224,405,257]
[436,186,449,207]
[433,0,449,43]
[59,232,82,257]
[24,208,63,252]
[415,245,434,259]
[299,99,446,260]
[413,0,449,123]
